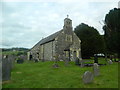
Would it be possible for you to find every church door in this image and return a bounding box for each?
[64,51,70,61]
[73,51,77,60]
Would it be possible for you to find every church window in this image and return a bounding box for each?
[66,35,72,42]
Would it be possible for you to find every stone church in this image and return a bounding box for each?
[28,16,82,61]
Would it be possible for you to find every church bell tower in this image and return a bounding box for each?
[63,15,73,30]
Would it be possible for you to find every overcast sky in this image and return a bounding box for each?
[1,0,119,48]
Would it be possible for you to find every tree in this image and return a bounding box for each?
[103,8,120,58]
[74,23,105,59]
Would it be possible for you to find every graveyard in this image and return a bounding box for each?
[2,56,119,88]
[1,1,120,89]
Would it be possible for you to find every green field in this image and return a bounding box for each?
[2,59,119,88]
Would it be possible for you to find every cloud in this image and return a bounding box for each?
[1,1,118,48]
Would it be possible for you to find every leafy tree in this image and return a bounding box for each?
[103,8,120,58]
[74,23,105,59]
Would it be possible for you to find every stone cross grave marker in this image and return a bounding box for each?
[82,71,94,84]
[93,63,100,76]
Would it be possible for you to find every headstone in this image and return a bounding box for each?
[8,55,15,69]
[108,60,113,64]
[75,57,79,65]
[80,58,84,67]
[17,57,24,64]
[17,56,24,64]
[2,55,11,81]
[82,71,94,84]
[94,54,98,63]
[17,59,24,64]
[93,63,100,76]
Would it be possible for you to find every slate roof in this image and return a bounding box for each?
[31,30,63,49]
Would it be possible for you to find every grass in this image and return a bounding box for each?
[2,59,119,88]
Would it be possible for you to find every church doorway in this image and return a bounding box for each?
[64,50,70,61]
[73,51,77,59]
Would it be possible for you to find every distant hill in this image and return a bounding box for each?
[2,47,30,52]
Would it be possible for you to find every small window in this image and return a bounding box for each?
[66,35,72,42]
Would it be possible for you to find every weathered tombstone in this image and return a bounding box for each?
[80,58,84,67]
[17,59,24,64]
[17,55,24,64]
[93,63,100,76]
[8,55,15,70]
[2,55,11,81]
[75,57,79,65]
[94,54,98,63]
[108,60,113,64]
[82,71,94,84]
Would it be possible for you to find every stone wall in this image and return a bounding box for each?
[44,41,53,61]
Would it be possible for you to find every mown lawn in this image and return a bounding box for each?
[2,60,118,88]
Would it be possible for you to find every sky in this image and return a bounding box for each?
[0,0,119,48]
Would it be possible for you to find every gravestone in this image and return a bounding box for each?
[80,58,84,67]
[2,55,11,81]
[94,54,98,63]
[93,63,100,76]
[82,71,94,84]
[8,55,16,70]
[17,56,24,64]
[17,59,24,64]
[108,60,113,64]
[75,57,79,65]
